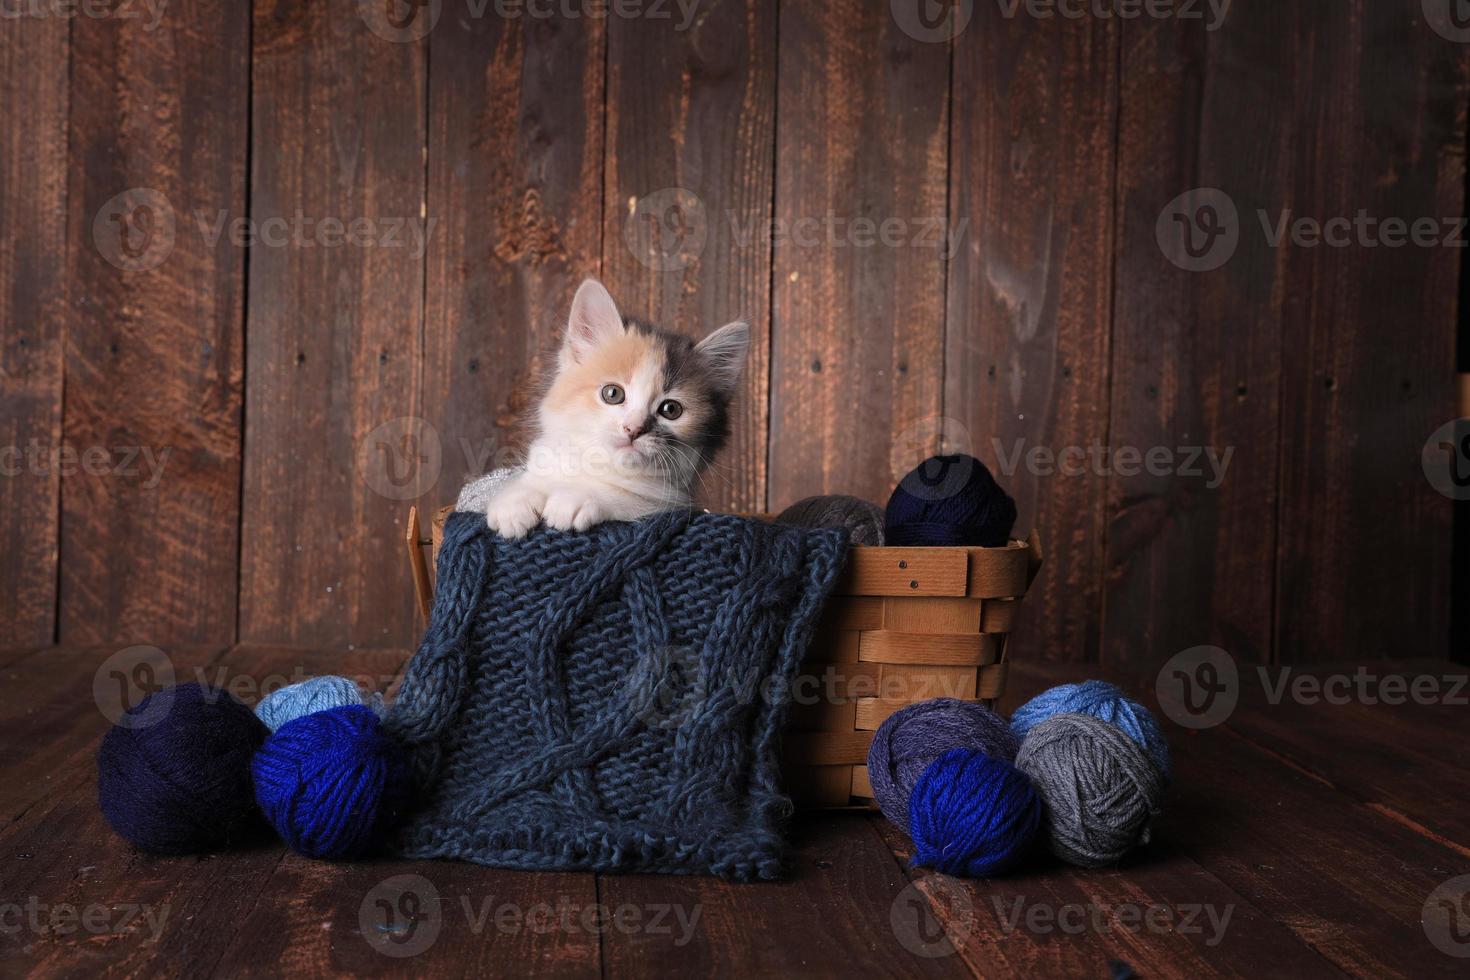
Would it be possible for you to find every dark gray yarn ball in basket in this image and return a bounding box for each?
[774,494,885,546]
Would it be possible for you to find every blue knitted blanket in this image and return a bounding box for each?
[383,509,847,880]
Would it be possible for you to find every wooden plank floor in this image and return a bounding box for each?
[0,647,1465,978]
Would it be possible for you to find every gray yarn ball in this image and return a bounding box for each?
[456,467,521,513]
[866,698,1020,830]
[1014,712,1166,868]
[774,494,885,545]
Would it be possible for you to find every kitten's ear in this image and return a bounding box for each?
[695,319,750,393]
[562,279,625,364]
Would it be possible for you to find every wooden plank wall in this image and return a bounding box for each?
[61,0,249,646]
[0,1,1463,667]
[0,12,67,648]
[238,0,427,649]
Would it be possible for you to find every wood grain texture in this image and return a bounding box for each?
[768,0,949,510]
[421,11,606,519]
[857,630,998,667]
[5,1,1467,683]
[599,814,971,979]
[0,645,225,824]
[61,0,248,645]
[0,763,277,979]
[0,645,393,978]
[1456,494,1469,665]
[836,548,970,596]
[1204,660,1470,849]
[0,646,49,671]
[945,10,1118,665]
[204,646,602,980]
[0,15,66,647]
[1104,8,1285,669]
[239,0,428,649]
[1148,701,1470,976]
[1004,660,1470,978]
[1273,2,1465,662]
[601,0,777,513]
[874,819,1340,980]
[4,647,1470,976]
[215,855,601,979]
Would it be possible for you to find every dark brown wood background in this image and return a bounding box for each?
[1,0,1464,667]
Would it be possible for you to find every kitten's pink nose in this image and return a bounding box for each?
[620,423,640,442]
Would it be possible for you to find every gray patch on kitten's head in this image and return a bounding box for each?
[623,315,750,462]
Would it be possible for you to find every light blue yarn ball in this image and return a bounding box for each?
[255,675,366,732]
[1009,681,1171,781]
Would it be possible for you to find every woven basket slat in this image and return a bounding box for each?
[856,630,1001,666]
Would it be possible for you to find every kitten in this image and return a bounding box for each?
[484,279,749,538]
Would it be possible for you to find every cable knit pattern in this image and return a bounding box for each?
[383,509,847,880]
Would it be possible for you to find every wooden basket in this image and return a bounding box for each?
[404,506,1042,809]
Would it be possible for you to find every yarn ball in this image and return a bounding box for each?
[252,704,411,860]
[1010,680,1171,780]
[866,697,1020,830]
[255,675,366,732]
[456,466,521,512]
[1014,713,1166,868]
[908,748,1042,877]
[96,683,270,854]
[885,453,1017,547]
[774,494,885,545]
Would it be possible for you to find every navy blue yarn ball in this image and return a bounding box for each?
[885,454,1017,547]
[908,747,1042,878]
[252,704,411,860]
[97,683,270,854]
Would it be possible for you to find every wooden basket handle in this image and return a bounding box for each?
[405,505,434,622]
[1025,528,1044,587]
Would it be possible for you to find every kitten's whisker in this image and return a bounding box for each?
[665,441,740,501]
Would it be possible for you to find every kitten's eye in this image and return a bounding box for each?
[600,383,625,405]
[657,399,683,420]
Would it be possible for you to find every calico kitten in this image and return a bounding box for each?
[484,279,749,538]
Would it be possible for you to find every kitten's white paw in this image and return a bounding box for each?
[485,485,545,539]
[542,492,605,533]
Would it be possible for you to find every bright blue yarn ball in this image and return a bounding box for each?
[251,704,410,860]
[255,675,366,732]
[908,748,1042,878]
[1010,680,1171,780]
